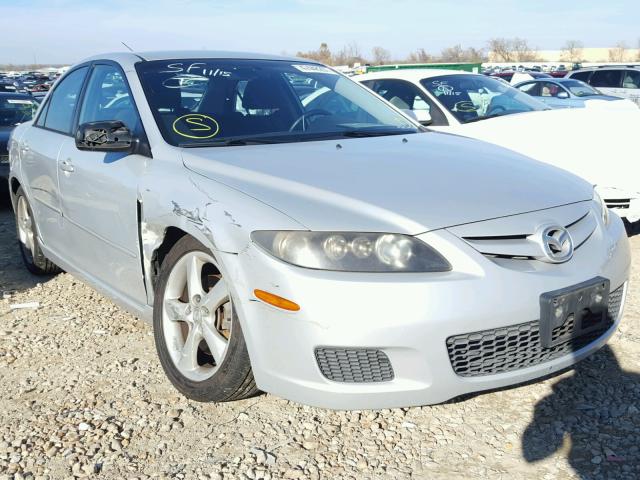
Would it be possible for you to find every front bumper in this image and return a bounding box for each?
[225,213,630,410]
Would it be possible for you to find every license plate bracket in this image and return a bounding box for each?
[539,277,610,348]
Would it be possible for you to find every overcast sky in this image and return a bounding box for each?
[1,0,639,64]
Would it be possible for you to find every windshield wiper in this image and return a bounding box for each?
[463,112,509,124]
[179,137,284,148]
[338,129,415,138]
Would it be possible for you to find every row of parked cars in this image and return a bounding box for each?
[0,72,57,100]
[3,51,636,409]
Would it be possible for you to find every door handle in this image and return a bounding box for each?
[59,160,75,173]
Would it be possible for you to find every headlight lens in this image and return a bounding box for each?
[593,189,610,226]
[251,231,451,272]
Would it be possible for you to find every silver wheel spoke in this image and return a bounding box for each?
[202,279,229,312]
[186,255,204,300]
[165,299,190,322]
[201,322,228,361]
[178,325,201,372]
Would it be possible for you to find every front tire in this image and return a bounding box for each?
[14,186,61,275]
[153,236,259,402]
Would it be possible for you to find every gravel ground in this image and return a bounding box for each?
[1,194,639,480]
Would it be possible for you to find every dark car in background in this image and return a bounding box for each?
[0,92,39,180]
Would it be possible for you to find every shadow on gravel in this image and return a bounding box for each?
[522,345,640,479]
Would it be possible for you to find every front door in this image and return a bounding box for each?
[57,63,148,305]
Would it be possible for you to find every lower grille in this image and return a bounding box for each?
[315,348,394,383]
[447,284,624,377]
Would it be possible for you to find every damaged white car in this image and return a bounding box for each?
[8,52,631,409]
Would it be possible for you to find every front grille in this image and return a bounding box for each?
[606,199,631,210]
[446,284,625,377]
[315,348,394,383]
[460,210,596,261]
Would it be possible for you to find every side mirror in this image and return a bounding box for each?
[556,91,570,99]
[75,120,134,152]
[402,109,433,126]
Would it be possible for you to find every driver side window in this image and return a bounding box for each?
[78,64,140,132]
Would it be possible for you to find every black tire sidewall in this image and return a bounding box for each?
[153,236,254,402]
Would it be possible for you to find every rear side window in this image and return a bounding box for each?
[622,70,640,89]
[570,71,591,82]
[590,70,623,88]
[43,67,88,134]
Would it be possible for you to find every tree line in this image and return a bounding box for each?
[296,38,640,66]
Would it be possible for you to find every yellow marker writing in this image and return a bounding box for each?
[172,114,220,139]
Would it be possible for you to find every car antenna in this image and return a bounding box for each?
[121,42,135,52]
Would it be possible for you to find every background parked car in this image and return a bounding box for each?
[355,69,640,225]
[566,66,640,106]
[0,92,39,181]
[514,77,638,110]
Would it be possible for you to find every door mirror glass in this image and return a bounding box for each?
[75,120,134,152]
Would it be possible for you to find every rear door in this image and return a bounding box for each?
[19,66,88,254]
[621,70,640,106]
[57,62,148,304]
[589,69,624,99]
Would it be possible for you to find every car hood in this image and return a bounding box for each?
[181,132,592,235]
[439,108,640,194]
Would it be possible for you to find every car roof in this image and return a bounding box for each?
[570,66,640,73]
[354,68,471,82]
[79,50,314,67]
[516,77,578,83]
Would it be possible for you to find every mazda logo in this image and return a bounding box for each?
[535,225,574,263]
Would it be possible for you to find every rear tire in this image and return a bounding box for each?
[153,235,259,402]
[14,186,61,275]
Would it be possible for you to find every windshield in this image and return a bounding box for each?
[136,59,419,146]
[561,80,600,97]
[420,74,547,123]
[0,96,39,127]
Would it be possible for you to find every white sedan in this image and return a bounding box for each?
[356,69,640,224]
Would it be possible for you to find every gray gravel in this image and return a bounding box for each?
[1,195,639,480]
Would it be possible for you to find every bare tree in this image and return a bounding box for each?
[440,44,486,62]
[371,46,391,65]
[333,42,365,66]
[488,38,538,62]
[407,48,435,63]
[296,43,332,65]
[512,38,539,61]
[487,38,515,62]
[608,42,628,63]
[560,40,584,63]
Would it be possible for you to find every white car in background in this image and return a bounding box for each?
[356,69,640,225]
[566,67,640,107]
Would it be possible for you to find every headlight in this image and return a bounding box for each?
[251,231,451,273]
[593,189,610,226]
